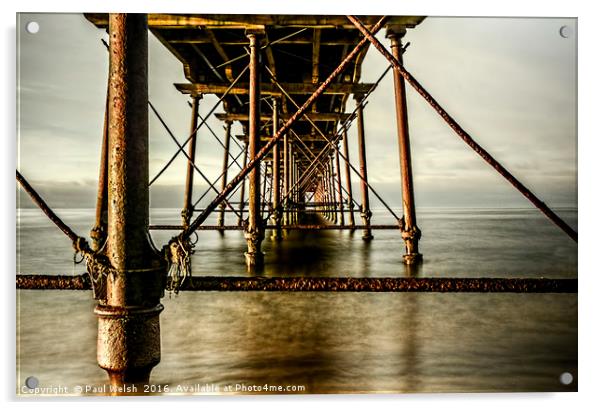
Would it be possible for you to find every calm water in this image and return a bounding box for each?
[16,207,578,394]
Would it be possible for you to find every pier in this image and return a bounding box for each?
[16,13,577,391]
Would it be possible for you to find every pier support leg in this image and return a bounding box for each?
[292,156,298,224]
[181,95,200,227]
[323,160,330,221]
[329,154,338,225]
[324,163,331,221]
[271,98,283,240]
[342,128,356,228]
[388,26,422,264]
[326,157,333,222]
[217,120,232,229]
[354,94,373,240]
[96,13,166,389]
[297,161,305,221]
[335,145,345,226]
[244,32,264,268]
[237,140,248,227]
[283,133,290,226]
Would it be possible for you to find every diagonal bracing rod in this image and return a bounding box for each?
[192,145,247,209]
[17,171,87,249]
[347,15,577,243]
[149,64,249,185]
[175,16,390,241]
[264,64,402,221]
[148,101,242,219]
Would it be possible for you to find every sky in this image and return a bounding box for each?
[16,13,577,209]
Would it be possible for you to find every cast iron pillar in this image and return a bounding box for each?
[388,26,422,264]
[244,32,264,268]
[271,98,283,240]
[342,128,356,228]
[324,164,332,221]
[237,140,249,227]
[328,152,337,224]
[283,133,290,226]
[330,154,338,224]
[354,94,374,240]
[181,95,200,227]
[293,156,299,224]
[288,154,297,225]
[217,120,232,229]
[335,145,345,226]
[95,13,166,389]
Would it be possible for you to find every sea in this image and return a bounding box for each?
[16,207,578,394]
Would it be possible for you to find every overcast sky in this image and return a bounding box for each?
[16,14,577,209]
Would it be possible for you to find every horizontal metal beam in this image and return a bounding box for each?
[147,224,404,230]
[85,14,425,29]
[17,274,577,293]
[168,35,361,46]
[216,112,351,122]
[234,134,339,143]
[175,82,375,96]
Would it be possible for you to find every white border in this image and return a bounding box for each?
[3,1,600,409]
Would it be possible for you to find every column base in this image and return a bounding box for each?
[360,211,373,240]
[244,251,264,268]
[244,228,264,268]
[216,218,225,230]
[105,369,152,395]
[95,304,163,389]
[402,252,423,265]
[271,214,283,241]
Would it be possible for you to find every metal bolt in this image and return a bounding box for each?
[25,376,39,389]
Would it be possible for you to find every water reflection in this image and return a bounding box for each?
[404,262,422,277]
[401,293,419,392]
[17,290,577,394]
[17,208,577,278]
[16,208,578,394]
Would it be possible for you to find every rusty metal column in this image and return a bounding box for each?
[297,161,305,220]
[95,13,166,388]
[329,154,337,224]
[295,157,301,223]
[291,154,297,224]
[296,158,303,222]
[335,145,345,226]
[295,157,300,224]
[316,174,322,217]
[217,120,232,229]
[237,140,249,227]
[355,94,374,240]
[324,166,330,220]
[331,154,339,224]
[388,26,422,264]
[283,134,290,225]
[323,161,330,220]
[342,128,356,228]
[181,95,200,227]
[244,32,264,268]
[271,98,283,240]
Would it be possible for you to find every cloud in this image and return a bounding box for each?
[17,14,577,209]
